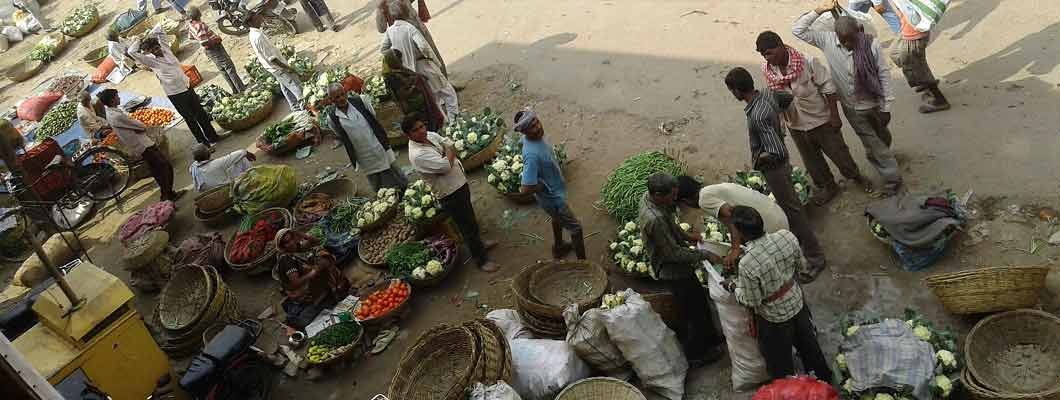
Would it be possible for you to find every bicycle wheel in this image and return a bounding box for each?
[73,147,133,202]
[0,208,43,263]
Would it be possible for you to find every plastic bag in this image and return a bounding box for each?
[707,265,771,391]
[563,304,631,379]
[232,165,298,215]
[810,8,878,39]
[600,289,687,400]
[92,57,116,84]
[752,375,839,400]
[14,232,83,287]
[469,381,522,400]
[17,91,63,122]
[509,339,592,400]
[2,26,22,42]
[13,10,40,34]
[486,309,534,340]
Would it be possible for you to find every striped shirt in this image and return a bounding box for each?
[734,230,805,323]
[744,89,792,169]
[792,11,895,112]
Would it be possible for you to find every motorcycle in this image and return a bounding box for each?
[176,320,274,400]
[207,0,298,36]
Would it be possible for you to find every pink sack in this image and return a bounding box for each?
[119,201,176,244]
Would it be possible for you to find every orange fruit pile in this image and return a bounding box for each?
[130,107,175,127]
[355,281,410,320]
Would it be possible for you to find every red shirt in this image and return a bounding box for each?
[188,20,222,47]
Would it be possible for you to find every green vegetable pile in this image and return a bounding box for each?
[244,57,278,92]
[59,4,99,36]
[385,241,431,277]
[324,198,365,235]
[306,320,361,364]
[263,120,295,147]
[210,88,272,124]
[35,101,78,140]
[441,108,504,160]
[30,35,62,62]
[599,151,686,222]
[197,84,231,114]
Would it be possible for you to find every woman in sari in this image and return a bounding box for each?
[382,49,446,132]
[275,229,351,329]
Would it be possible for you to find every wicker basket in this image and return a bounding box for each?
[527,260,609,319]
[963,368,1060,400]
[409,247,459,288]
[123,230,170,271]
[477,318,513,382]
[517,304,566,338]
[924,266,1050,315]
[357,201,398,233]
[195,206,237,229]
[460,131,504,171]
[158,266,214,331]
[307,321,365,367]
[195,184,234,214]
[354,279,412,327]
[64,13,100,37]
[504,190,536,205]
[304,178,358,199]
[965,309,1060,395]
[512,263,568,337]
[358,220,416,267]
[555,377,647,400]
[217,97,275,132]
[223,208,292,273]
[642,292,679,332]
[388,325,479,400]
[6,58,45,82]
[464,319,512,385]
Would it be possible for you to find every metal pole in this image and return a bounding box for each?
[0,120,80,309]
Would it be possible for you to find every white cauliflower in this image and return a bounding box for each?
[487,174,496,183]
[405,188,416,197]
[636,262,648,273]
[934,375,953,397]
[467,132,479,144]
[630,246,642,255]
[679,223,691,232]
[425,260,443,276]
[404,205,414,216]
[425,208,437,218]
[421,194,434,204]
[794,183,804,193]
[514,155,523,163]
[500,171,510,180]
[710,232,725,242]
[913,325,932,341]
[836,353,847,371]
[492,159,508,171]
[459,151,468,158]
[357,218,366,226]
[936,350,956,369]
[412,208,424,218]
[411,267,427,280]
[624,222,637,231]
[632,239,643,247]
[874,394,895,400]
[510,162,523,172]
[609,242,618,250]
[454,139,466,151]
[846,325,860,337]
[842,379,854,393]
[747,176,764,186]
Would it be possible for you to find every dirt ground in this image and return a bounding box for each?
[2,0,1060,399]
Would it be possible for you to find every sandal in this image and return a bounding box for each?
[919,102,951,114]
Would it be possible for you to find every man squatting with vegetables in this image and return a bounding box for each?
[724,67,829,282]
[513,111,586,260]
[756,30,868,206]
[188,7,245,94]
[128,24,221,147]
[98,89,185,202]
[722,205,833,382]
[403,114,500,273]
[248,13,304,111]
[189,144,256,192]
[323,83,408,192]
[639,173,724,367]
[793,5,903,197]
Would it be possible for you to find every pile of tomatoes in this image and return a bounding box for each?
[355,281,410,321]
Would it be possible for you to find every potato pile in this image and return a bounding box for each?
[359,220,416,265]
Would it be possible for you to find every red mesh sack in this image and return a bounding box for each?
[752,375,839,400]
[17,92,63,121]
[92,57,116,84]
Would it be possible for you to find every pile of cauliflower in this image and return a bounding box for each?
[411,259,445,280]
[401,180,441,225]
[486,143,524,194]
[356,188,399,228]
[608,221,651,278]
[839,315,960,400]
[600,291,628,309]
[441,109,503,159]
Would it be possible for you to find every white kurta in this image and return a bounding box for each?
[381,20,458,119]
[190,150,253,192]
[250,27,303,110]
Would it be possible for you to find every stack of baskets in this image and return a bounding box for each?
[388,319,512,400]
[924,266,1051,314]
[512,260,609,338]
[194,184,236,228]
[555,377,647,400]
[158,265,241,357]
[962,309,1060,400]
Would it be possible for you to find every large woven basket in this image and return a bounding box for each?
[409,247,459,288]
[6,58,45,82]
[512,263,567,337]
[924,266,1050,314]
[555,377,647,400]
[464,319,511,385]
[223,207,292,273]
[965,309,1060,396]
[460,131,504,171]
[517,302,565,339]
[195,184,234,214]
[527,260,609,319]
[123,230,170,271]
[82,46,109,67]
[963,368,1060,400]
[388,325,480,400]
[64,13,100,37]
[158,266,214,331]
[217,97,275,132]
[304,178,358,200]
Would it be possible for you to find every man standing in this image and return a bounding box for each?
[381,10,458,120]
[129,25,220,147]
[323,84,407,192]
[723,206,832,382]
[189,144,255,192]
[376,0,446,77]
[299,0,340,32]
[98,89,184,202]
[793,8,903,197]
[248,15,303,111]
[724,67,828,282]
[403,115,498,272]
[513,111,585,260]
[888,2,951,113]
[188,7,245,94]
[639,173,723,366]
[756,31,866,205]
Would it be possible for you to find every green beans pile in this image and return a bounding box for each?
[599,151,685,222]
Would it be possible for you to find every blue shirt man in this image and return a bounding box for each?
[514,110,585,260]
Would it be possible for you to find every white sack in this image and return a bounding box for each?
[706,266,771,392]
[469,381,522,400]
[486,309,534,340]
[509,339,591,400]
[563,303,631,379]
[600,289,687,400]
